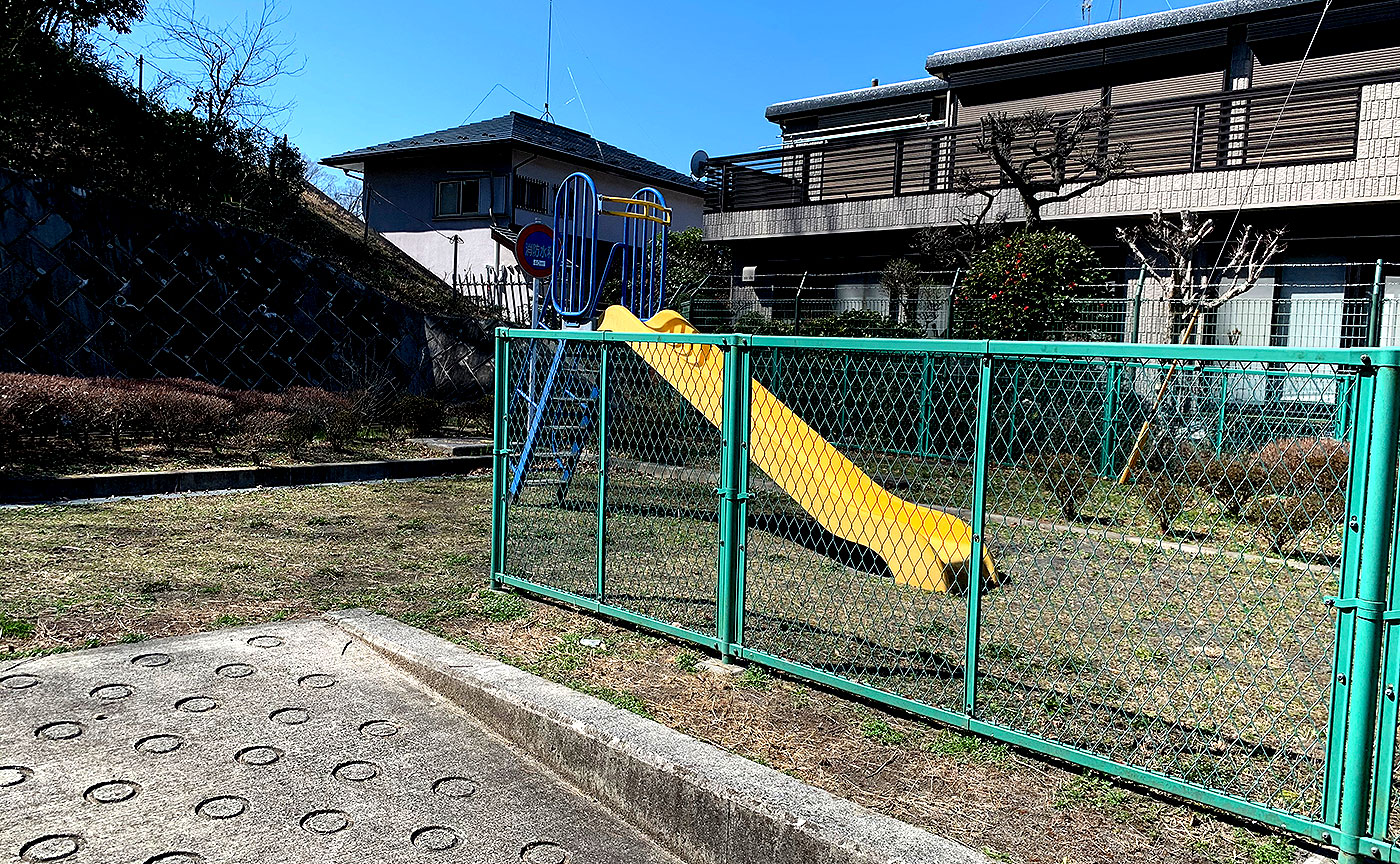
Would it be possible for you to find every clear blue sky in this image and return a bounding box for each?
[113,0,1187,175]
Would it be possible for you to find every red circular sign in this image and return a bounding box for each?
[515,223,554,279]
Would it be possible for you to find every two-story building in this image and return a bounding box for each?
[702,0,1400,338]
[323,112,706,311]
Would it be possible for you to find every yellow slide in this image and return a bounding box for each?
[599,305,995,594]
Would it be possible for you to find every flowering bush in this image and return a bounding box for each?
[956,230,1107,340]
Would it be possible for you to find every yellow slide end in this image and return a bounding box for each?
[599,305,996,594]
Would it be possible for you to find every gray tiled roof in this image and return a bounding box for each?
[926,0,1322,71]
[322,113,703,193]
[765,77,950,121]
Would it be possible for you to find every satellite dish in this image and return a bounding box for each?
[690,149,710,179]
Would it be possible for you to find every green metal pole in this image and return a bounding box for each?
[920,354,933,458]
[733,340,752,651]
[489,329,511,589]
[964,353,995,717]
[715,336,747,663]
[1099,361,1120,477]
[1368,260,1385,348]
[1214,370,1229,455]
[1336,358,1400,863]
[1130,271,1147,345]
[595,342,609,602]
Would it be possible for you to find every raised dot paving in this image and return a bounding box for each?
[0,620,683,864]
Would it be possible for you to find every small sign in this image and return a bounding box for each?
[515,223,554,279]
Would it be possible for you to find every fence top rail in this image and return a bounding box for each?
[500,326,1400,367]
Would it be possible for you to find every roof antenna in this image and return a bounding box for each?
[1082,0,1092,22]
[541,0,554,123]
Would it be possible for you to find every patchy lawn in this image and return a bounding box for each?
[0,476,1306,864]
[0,435,469,480]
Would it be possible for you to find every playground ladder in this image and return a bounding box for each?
[509,340,599,503]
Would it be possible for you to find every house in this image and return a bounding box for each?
[322,113,706,308]
[701,0,1400,344]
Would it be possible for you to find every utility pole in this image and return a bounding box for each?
[137,55,144,109]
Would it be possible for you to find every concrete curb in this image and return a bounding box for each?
[0,456,490,505]
[327,608,988,864]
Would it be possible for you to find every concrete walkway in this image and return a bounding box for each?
[0,620,680,864]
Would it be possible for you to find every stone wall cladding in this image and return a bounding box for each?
[707,83,1400,241]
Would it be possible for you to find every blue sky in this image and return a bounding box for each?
[111,0,1187,176]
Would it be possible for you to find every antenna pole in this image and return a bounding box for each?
[542,0,554,122]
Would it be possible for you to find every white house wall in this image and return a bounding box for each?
[367,149,703,286]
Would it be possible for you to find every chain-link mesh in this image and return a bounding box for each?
[978,356,1348,820]
[0,167,495,403]
[503,339,602,599]
[602,341,723,637]
[741,346,980,714]
[498,330,1383,836]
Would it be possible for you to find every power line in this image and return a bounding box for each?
[1206,0,1333,281]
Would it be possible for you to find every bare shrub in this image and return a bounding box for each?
[1253,437,1349,521]
[137,382,237,452]
[1140,474,1188,534]
[1201,455,1271,518]
[1245,495,1317,554]
[1031,453,1093,522]
[282,386,358,450]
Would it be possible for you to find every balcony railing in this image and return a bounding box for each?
[704,72,1382,214]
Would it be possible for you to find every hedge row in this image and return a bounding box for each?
[0,373,446,458]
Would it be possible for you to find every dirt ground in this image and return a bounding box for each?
[0,476,1305,864]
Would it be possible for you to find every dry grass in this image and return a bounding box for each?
[0,435,449,480]
[0,475,1309,864]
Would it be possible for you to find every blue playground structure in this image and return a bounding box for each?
[509,172,672,503]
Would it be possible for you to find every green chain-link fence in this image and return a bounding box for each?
[493,327,1400,863]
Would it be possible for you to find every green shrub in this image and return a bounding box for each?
[731,311,794,336]
[797,309,922,338]
[1031,453,1093,522]
[956,230,1107,340]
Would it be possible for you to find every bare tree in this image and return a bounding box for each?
[150,0,303,128]
[1117,209,1287,342]
[968,106,1128,229]
[914,189,1009,270]
[307,163,363,220]
[1114,210,1287,484]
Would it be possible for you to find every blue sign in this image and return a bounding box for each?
[515,223,554,279]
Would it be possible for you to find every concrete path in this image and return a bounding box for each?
[0,620,681,864]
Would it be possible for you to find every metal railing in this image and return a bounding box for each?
[704,72,1380,213]
[691,262,1394,347]
[493,327,1400,863]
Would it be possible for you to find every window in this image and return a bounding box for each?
[435,178,484,218]
[514,175,551,215]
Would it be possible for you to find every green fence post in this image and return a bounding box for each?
[1334,356,1400,863]
[489,329,511,589]
[964,352,995,716]
[594,341,609,603]
[1214,370,1230,454]
[1369,260,1385,348]
[1129,271,1147,344]
[1098,361,1120,477]
[716,335,750,663]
